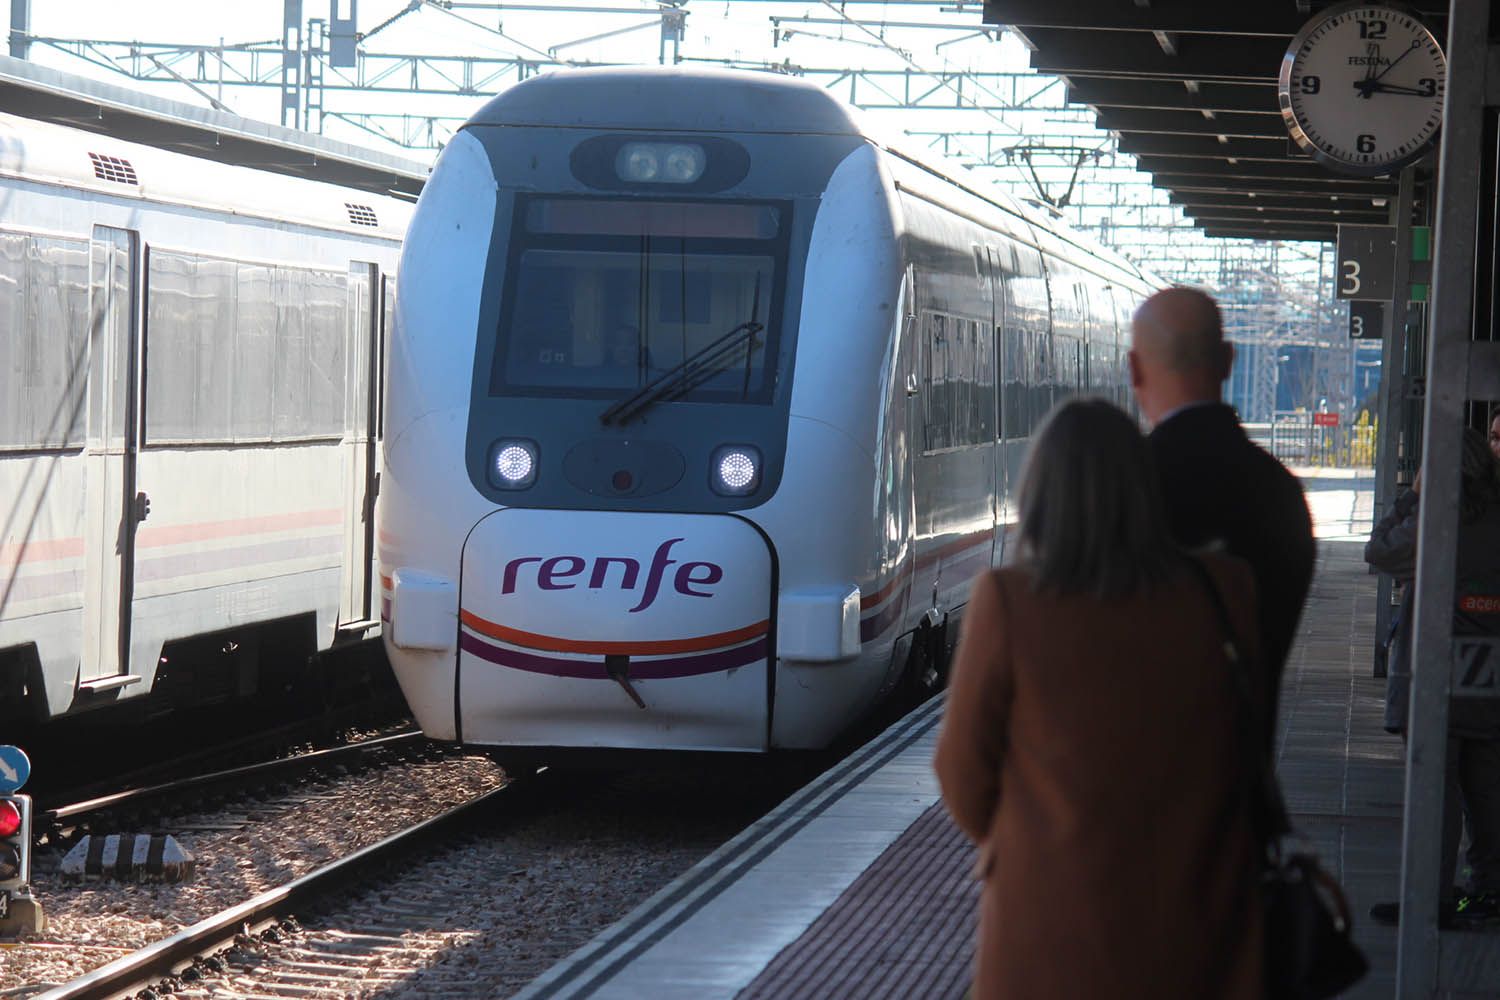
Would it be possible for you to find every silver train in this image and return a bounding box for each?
[0,112,411,723]
[381,68,1157,753]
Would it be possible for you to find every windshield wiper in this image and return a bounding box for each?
[601,273,765,427]
[599,320,764,427]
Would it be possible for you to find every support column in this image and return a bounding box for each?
[1396,0,1489,993]
[1374,167,1418,676]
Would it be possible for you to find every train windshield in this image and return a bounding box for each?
[490,197,788,403]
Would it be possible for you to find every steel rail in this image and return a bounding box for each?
[32,775,535,1000]
[41,730,426,824]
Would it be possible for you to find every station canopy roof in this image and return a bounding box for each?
[0,54,428,199]
[981,1,1447,242]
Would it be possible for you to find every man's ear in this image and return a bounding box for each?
[1127,349,1144,388]
[1219,341,1235,382]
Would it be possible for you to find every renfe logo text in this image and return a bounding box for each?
[500,538,723,613]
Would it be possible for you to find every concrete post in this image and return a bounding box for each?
[1374,167,1418,676]
[1396,0,1489,992]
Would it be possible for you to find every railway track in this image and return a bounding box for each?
[39,730,429,836]
[30,775,536,1000]
[14,755,827,1000]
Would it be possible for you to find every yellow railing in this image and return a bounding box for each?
[1268,411,1377,468]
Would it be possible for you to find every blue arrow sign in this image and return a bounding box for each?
[0,745,31,794]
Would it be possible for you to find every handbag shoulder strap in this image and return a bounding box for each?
[1181,556,1291,844]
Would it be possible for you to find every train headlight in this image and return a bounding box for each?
[489,438,539,490]
[616,142,706,184]
[710,445,761,496]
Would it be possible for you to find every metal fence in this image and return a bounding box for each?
[1261,411,1377,468]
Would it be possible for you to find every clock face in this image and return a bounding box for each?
[1279,2,1447,175]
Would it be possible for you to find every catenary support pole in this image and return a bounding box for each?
[8,0,28,59]
[282,0,304,129]
[1396,0,1488,993]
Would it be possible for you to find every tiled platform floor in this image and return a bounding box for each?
[515,472,1500,999]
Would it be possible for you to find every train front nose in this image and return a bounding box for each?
[456,509,774,751]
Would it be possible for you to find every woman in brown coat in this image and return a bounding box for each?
[934,398,1264,1000]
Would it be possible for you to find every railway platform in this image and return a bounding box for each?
[514,471,1498,999]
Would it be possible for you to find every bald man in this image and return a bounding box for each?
[1130,287,1315,751]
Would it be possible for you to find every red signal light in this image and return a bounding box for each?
[0,800,18,838]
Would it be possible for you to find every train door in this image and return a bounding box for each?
[985,246,1007,567]
[338,262,379,630]
[80,226,142,689]
[373,273,395,604]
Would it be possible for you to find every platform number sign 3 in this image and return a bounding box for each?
[1279,2,1447,176]
[1350,301,1386,339]
[1336,226,1396,301]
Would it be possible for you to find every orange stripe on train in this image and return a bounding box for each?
[459,609,768,656]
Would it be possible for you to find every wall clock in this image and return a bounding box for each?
[1279,1,1447,176]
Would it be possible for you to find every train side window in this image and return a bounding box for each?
[949,318,968,447]
[148,251,235,441]
[976,320,996,443]
[303,268,347,436]
[1035,329,1055,426]
[0,233,89,450]
[1000,323,1026,440]
[148,250,348,444]
[234,263,276,437]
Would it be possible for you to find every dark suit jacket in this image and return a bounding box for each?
[1149,403,1315,749]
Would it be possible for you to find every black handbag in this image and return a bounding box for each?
[1186,558,1369,1000]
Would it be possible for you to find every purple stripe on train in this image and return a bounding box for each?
[859,583,910,643]
[459,632,768,679]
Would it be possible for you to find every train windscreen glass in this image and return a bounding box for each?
[490,197,787,402]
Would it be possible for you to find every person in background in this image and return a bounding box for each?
[1364,428,1500,927]
[935,398,1263,999]
[1130,286,1315,752]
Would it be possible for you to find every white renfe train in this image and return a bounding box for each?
[0,112,411,724]
[381,68,1158,753]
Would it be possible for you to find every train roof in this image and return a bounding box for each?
[0,54,427,199]
[461,66,1158,290]
[465,66,864,136]
[0,111,411,241]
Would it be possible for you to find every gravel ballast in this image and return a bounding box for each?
[2,756,818,997]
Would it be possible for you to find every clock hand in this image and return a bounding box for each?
[1361,81,1436,96]
[1355,43,1382,98]
[1370,38,1422,84]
